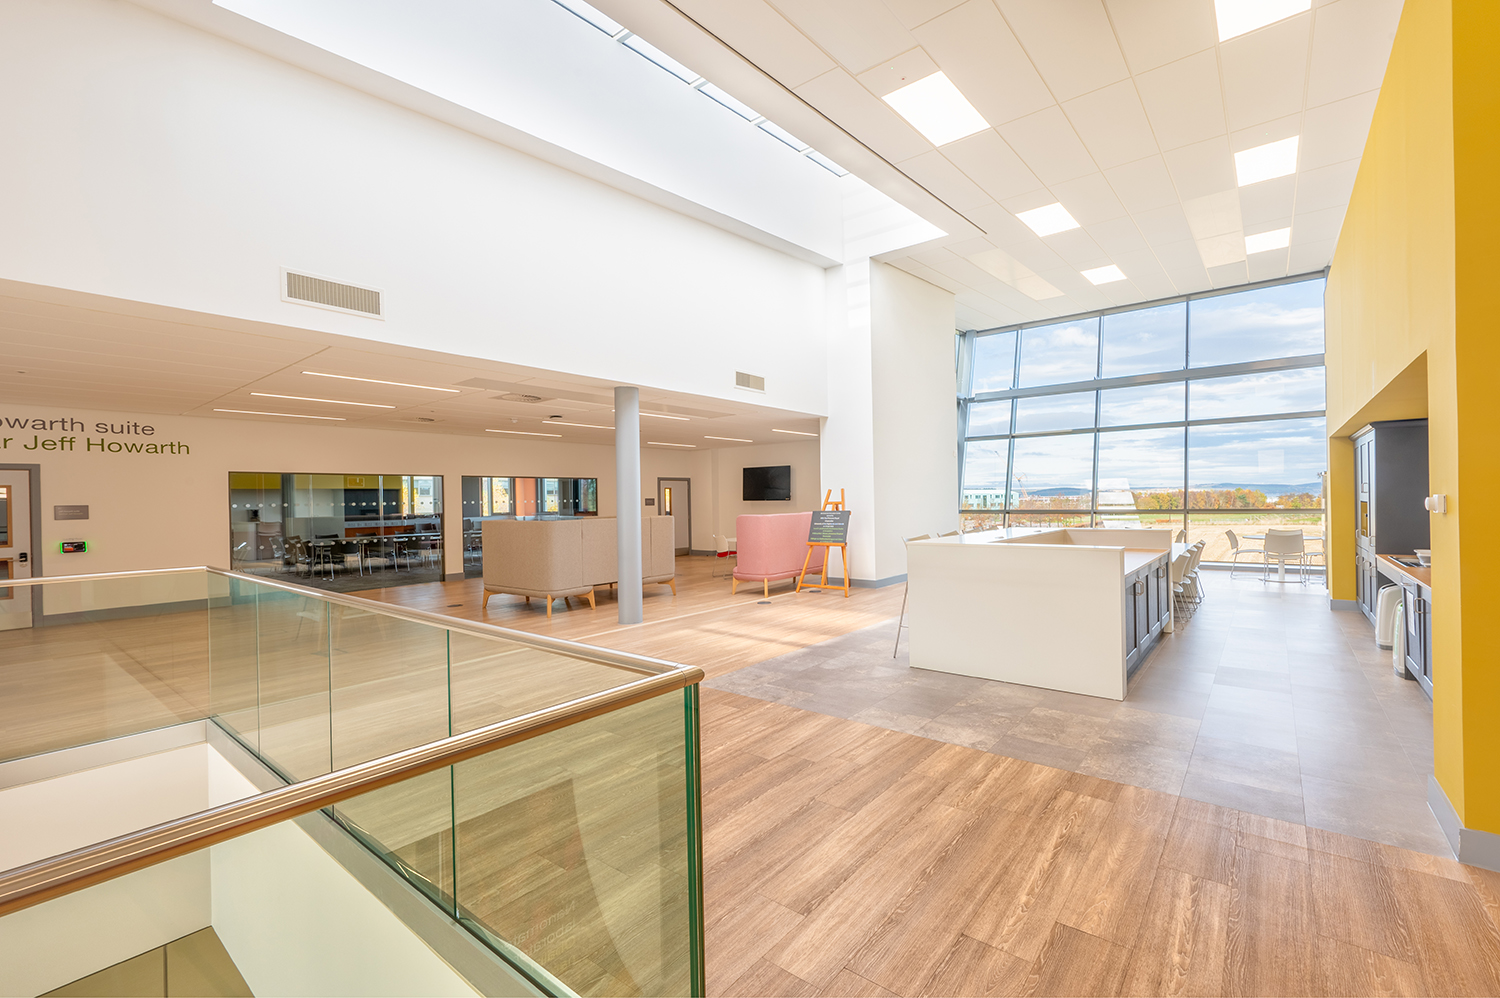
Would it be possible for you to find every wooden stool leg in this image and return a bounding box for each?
[732,578,739,595]
[764,579,769,598]
[482,591,490,609]
[586,590,596,609]
[546,596,553,619]
[668,578,676,596]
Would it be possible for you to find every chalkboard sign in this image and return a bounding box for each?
[807,510,851,545]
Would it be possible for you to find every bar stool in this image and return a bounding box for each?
[893,533,932,657]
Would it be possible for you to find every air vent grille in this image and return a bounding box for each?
[285,271,381,316]
[499,393,548,403]
[735,371,766,392]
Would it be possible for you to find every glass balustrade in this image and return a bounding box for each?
[0,567,705,997]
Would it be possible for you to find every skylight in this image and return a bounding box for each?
[881,72,990,147]
[1016,203,1081,237]
[1082,265,1126,285]
[621,34,699,84]
[1214,0,1311,42]
[1245,227,1292,254]
[1235,137,1300,186]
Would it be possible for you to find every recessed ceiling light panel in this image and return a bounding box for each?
[302,371,460,392]
[250,393,394,408]
[1082,265,1126,285]
[704,435,753,442]
[214,408,345,420]
[647,441,696,448]
[1235,136,1299,186]
[772,428,819,437]
[1214,0,1311,41]
[1016,203,1081,237]
[1245,227,1292,254]
[486,429,562,437]
[881,71,990,146]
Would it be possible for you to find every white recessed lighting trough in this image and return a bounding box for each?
[301,372,460,392]
[1245,227,1292,254]
[1214,0,1310,42]
[1016,203,1081,237]
[1082,265,1126,285]
[1235,136,1300,186]
[214,408,345,420]
[648,441,696,448]
[704,435,753,443]
[250,393,395,408]
[486,429,561,437]
[881,72,990,147]
[772,428,818,437]
[545,421,610,429]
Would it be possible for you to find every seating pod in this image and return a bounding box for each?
[732,512,825,597]
[481,516,676,616]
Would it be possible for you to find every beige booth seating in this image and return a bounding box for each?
[481,517,676,616]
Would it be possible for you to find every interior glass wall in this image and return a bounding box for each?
[957,276,1327,562]
[228,472,443,591]
[461,476,599,577]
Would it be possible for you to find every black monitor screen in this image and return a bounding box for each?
[743,465,791,501]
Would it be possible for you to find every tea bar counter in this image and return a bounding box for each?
[905,528,1175,700]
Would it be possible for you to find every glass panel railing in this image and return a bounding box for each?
[0,570,211,763]
[4,567,705,996]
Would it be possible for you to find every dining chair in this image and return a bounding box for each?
[1182,542,1207,605]
[1263,528,1307,583]
[1169,549,1193,619]
[893,533,931,657]
[1176,528,1187,543]
[1224,529,1263,579]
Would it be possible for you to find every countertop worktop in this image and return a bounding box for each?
[1378,554,1431,592]
[1123,549,1169,574]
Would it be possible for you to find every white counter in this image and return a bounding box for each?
[906,528,1174,700]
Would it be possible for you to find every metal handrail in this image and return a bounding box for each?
[7,565,681,677]
[0,664,703,917]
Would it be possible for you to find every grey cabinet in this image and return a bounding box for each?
[1353,420,1429,623]
[1401,582,1434,696]
[1125,555,1171,676]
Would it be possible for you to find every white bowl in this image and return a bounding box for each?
[1414,548,1431,567]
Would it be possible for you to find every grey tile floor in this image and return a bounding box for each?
[705,571,1450,856]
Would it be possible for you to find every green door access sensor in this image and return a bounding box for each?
[61,541,87,553]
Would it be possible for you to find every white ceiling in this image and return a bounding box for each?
[595,0,1404,330]
[0,281,822,449]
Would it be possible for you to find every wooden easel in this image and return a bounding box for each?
[796,490,851,598]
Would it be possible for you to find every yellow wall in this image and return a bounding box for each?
[1326,0,1500,835]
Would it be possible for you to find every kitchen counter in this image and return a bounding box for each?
[1378,554,1431,594]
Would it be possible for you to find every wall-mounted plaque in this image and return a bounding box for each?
[54,505,89,521]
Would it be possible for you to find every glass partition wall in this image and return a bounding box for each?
[461,476,599,577]
[229,473,444,591]
[957,276,1328,563]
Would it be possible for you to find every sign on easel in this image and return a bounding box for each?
[797,490,851,598]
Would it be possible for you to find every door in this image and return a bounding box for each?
[657,479,691,555]
[0,469,33,630]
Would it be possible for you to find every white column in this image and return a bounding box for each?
[615,386,643,624]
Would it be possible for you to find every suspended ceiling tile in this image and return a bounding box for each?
[1103,155,1179,213]
[1306,0,1404,106]
[1239,175,1298,228]
[794,68,933,162]
[1052,172,1129,227]
[1152,238,1207,273]
[881,0,968,30]
[1301,90,1379,170]
[1097,280,1145,306]
[1196,231,1247,269]
[855,46,939,96]
[1044,228,1111,270]
[1219,13,1312,132]
[1103,0,1218,74]
[898,150,994,210]
[997,106,1097,186]
[669,0,836,88]
[1292,203,1348,244]
[1289,236,1338,273]
[911,0,1056,127]
[1135,49,1227,152]
[994,0,1129,103]
[1246,248,1292,282]
[1294,158,1360,213]
[999,188,1063,215]
[1164,263,1213,294]
[768,0,916,74]
[1061,79,1160,171]
[1162,135,1236,201]
[1230,113,1302,157]
[942,134,1045,207]
[1087,215,1152,257]
[1133,203,1195,245]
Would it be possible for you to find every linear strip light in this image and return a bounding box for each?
[251,393,394,409]
[613,409,690,420]
[772,428,818,437]
[545,421,611,429]
[301,371,460,392]
[214,408,346,420]
[648,441,696,448]
[704,435,753,442]
[487,429,562,437]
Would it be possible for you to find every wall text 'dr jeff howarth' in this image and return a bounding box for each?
[0,435,190,455]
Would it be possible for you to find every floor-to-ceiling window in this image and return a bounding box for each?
[459,475,600,577]
[957,275,1327,564]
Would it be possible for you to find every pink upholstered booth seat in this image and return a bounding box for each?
[732,512,825,596]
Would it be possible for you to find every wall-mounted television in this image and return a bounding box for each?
[743,465,791,501]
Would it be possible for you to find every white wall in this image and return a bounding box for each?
[0,0,829,416]
[0,403,697,579]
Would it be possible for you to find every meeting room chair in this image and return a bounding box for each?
[1176,528,1187,543]
[1169,549,1193,620]
[1181,541,1207,605]
[1263,528,1308,584]
[893,533,931,657]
